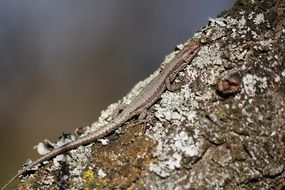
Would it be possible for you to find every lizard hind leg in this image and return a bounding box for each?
[127,109,150,134]
[138,109,147,120]
[165,77,181,92]
[126,109,147,128]
[138,109,151,133]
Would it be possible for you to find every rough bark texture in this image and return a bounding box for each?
[16,0,285,189]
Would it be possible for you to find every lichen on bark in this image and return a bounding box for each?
[16,0,285,189]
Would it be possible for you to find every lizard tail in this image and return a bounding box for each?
[1,144,66,189]
[1,142,79,189]
[1,124,115,189]
[1,173,21,190]
[1,139,87,190]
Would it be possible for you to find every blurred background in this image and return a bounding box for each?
[0,0,235,185]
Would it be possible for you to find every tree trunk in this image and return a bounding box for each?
[16,0,285,189]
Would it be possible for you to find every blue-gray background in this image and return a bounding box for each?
[0,1,235,184]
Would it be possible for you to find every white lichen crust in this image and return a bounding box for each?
[19,1,285,189]
[138,1,285,189]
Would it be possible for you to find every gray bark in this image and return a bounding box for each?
[17,0,285,189]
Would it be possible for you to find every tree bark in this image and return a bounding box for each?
[16,0,285,189]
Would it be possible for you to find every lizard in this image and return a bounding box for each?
[1,40,200,190]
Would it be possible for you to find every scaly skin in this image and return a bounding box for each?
[1,41,200,190]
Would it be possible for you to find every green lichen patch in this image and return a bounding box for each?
[15,0,285,189]
[82,123,156,189]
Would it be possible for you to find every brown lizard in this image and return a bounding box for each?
[1,40,200,190]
